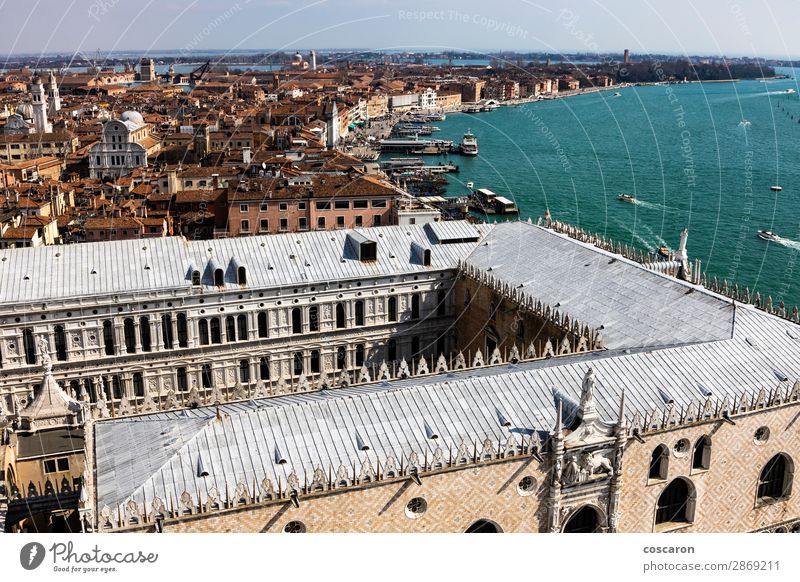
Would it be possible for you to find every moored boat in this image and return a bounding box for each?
[617,193,636,203]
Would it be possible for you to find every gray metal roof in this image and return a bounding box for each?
[0,222,489,306]
[464,221,734,349]
[94,302,800,512]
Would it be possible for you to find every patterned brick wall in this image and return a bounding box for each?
[619,402,800,532]
[163,457,551,533]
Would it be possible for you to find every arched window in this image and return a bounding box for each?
[259,357,270,380]
[111,375,122,400]
[336,346,347,370]
[310,350,320,374]
[237,266,247,285]
[649,444,669,481]
[176,367,188,392]
[103,320,115,355]
[85,378,96,403]
[291,308,302,334]
[388,297,397,322]
[422,248,431,266]
[123,318,136,353]
[198,319,210,345]
[489,301,497,321]
[355,344,365,367]
[355,301,365,326]
[191,270,201,286]
[239,359,250,383]
[132,372,144,397]
[387,339,397,362]
[162,314,173,349]
[177,313,188,347]
[201,364,213,389]
[214,268,224,287]
[23,328,36,365]
[436,290,446,316]
[655,478,695,526]
[411,294,420,320]
[140,317,151,352]
[226,316,236,342]
[464,288,471,306]
[309,306,319,332]
[411,336,420,357]
[54,326,67,361]
[516,319,525,340]
[758,453,794,501]
[692,436,711,471]
[465,519,502,533]
[336,303,346,328]
[257,312,268,337]
[293,351,304,376]
[209,318,221,344]
[563,506,602,533]
[237,314,248,340]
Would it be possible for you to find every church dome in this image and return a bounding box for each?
[120,110,144,125]
[17,102,34,120]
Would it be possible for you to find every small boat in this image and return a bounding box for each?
[613,92,622,97]
[786,88,796,94]
[771,185,783,192]
[757,230,781,242]
[738,119,751,127]
[617,193,636,203]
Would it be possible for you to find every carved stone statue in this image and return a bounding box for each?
[579,368,596,418]
[38,335,52,373]
[562,454,581,485]
[580,450,613,477]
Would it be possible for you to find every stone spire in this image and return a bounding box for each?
[18,336,79,432]
[565,368,615,445]
[676,228,691,281]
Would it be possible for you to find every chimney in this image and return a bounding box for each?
[242,146,251,165]
[167,168,178,194]
[212,173,219,189]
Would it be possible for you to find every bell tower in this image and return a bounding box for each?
[30,75,52,133]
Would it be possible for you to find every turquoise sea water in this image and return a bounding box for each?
[408,68,800,307]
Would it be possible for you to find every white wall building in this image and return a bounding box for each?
[88,111,157,179]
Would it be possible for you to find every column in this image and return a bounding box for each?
[171,316,180,349]
[153,318,163,351]
[114,322,124,355]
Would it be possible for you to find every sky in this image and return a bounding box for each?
[2,0,800,59]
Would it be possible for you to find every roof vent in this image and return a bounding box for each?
[496,409,511,427]
[697,383,712,398]
[424,422,438,440]
[774,369,789,382]
[196,456,209,477]
[274,445,287,465]
[657,387,675,404]
[355,431,370,451]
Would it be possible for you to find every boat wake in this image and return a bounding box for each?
[633,199,680,212]
[612,219,670,251]
[776,238,800,251]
